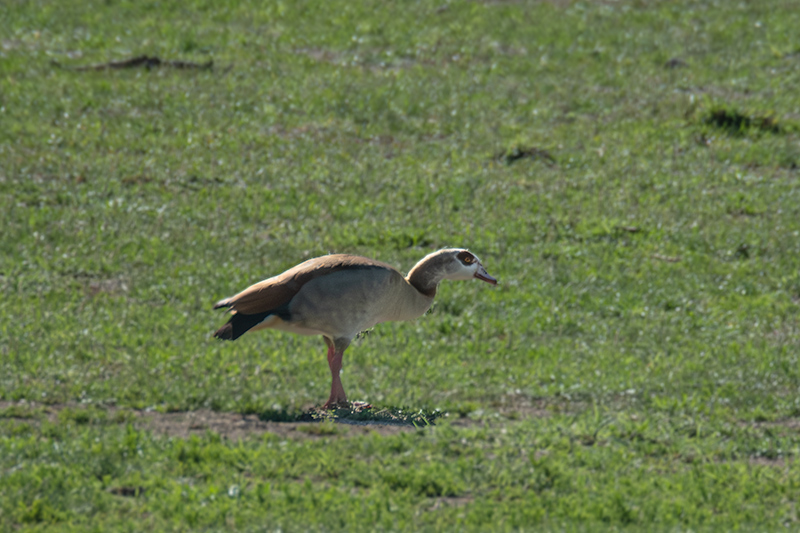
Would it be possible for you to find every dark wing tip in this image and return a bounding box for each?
[213,323,234,340]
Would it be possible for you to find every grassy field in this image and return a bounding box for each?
[3,0,800,530]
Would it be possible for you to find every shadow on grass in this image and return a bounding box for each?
[257,405,443,427]
[703,106,783,136]
[493,145,556,166]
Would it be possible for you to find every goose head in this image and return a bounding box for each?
[407,248,497,296]
[442,249,498,285]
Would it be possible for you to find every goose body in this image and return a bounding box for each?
[213,248,497,408]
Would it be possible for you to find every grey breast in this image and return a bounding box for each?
[287,266,402,338]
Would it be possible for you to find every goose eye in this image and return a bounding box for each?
[456,251,475,265]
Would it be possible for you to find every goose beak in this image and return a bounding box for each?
[474,265,498,285]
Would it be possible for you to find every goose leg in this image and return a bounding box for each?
[322,337,348,409]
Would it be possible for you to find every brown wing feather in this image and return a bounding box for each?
[214,254,398,315]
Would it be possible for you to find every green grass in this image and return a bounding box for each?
[2,0,800,530]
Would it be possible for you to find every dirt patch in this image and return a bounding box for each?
[748,455,793,468]
[426,496,474,511]
[444,395,557,428]
[651,253,682,263]
[53,55,214,71]
[295,47,421,72]
[0,401,426,441]
[741,416,800,431]
[0,394,558,440]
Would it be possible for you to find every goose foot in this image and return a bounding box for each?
[320,399,372,410]
[321,398,348,410]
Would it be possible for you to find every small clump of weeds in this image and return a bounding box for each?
[299,404,442,426]
[57,406,107,426]
[454,401,481,418]
[494,146,556,166]
[0,404,46,419]
[110,409,137,424]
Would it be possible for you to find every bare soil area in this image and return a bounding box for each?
[0,400,430,440]
[139,408,422,440]
[0,395,561,440]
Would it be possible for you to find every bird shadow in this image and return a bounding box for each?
[256,404,443,427]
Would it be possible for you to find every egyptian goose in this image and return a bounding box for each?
[213,248,497,409]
